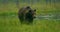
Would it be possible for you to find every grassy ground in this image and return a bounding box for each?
[0,3,60,32]
[0,16,60,32]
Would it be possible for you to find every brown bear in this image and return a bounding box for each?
[25,9,36,24]
[18,6,36,24]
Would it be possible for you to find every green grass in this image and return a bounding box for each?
[0,16,60,32]
[0,3,60,32]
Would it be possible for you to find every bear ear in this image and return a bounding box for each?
[34,9,36,11]
[26,6,30,9]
